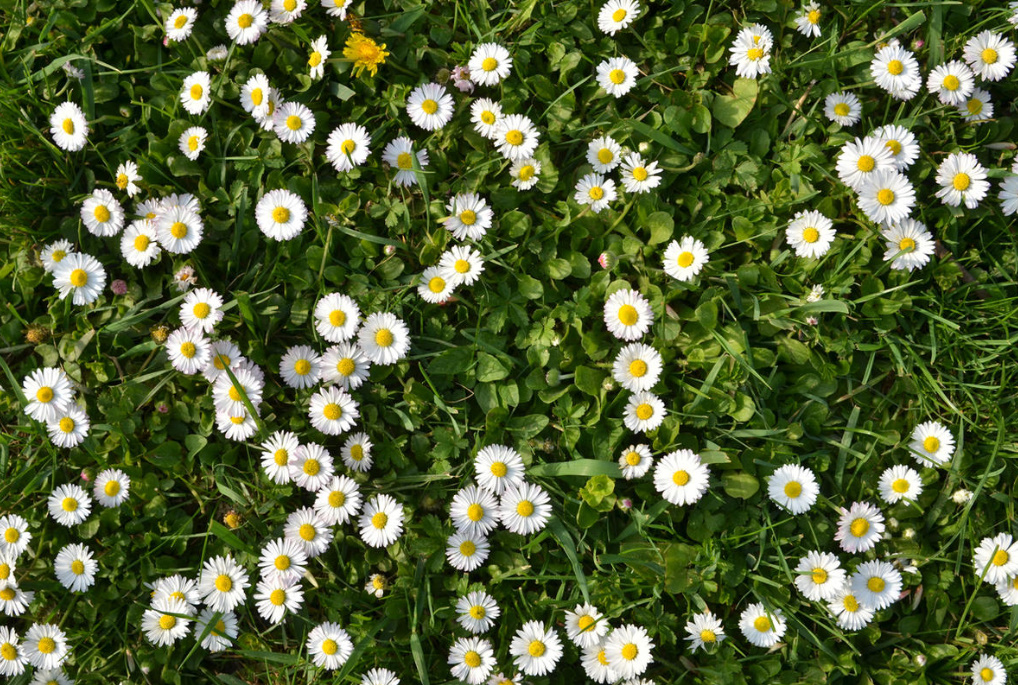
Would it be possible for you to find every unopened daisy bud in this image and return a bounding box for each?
[384,244,396,256]
[887,517,899,530]
[902,528,915,540]
[436,67,451,82]
[952,488,973,504]
[974,629,988,646]
[806,316,819,326]
[546,369,560,386]
[598,251,617,269]
[151,325,170,344]
[156,402,170,414]
[602,378,615,391]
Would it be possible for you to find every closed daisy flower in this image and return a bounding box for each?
[258,537,308,584]
[81,188,124,237]
[599,0,640,34]
[450,484,499,536]
[510,158,541,190]
[326,123,371,172]
[684,610,726,652]
[619,152,662,193]
[872,124,920,170]
[448,636,497,684]
[142,597,192,647]
[41,239,75,273]
[767,464,819,514]
[197,554,249,613]
[663,236,709,281]
[261,431,299,485]
[359,494,404,548]
[495,114,540,161]
[274,102,316,144]
[878,464,922,504]
[178,125,207,161]
[314,475,362,526]
[499,482,552,535]
[321,342,371,389]
[794,550,846,602]
[53,252,106,305]
[729,25,772,79]
[445,193,493,241]
[574,173,617,213]
[468,43,512,86]
[960,88,993,122]
[827,587,874,631]
[973,533,1018,584]
[407,82,454,131]
[654,449,710,506]
[623,391,665,434]
[194,608,238,652]
[93,468,130,507]
[858,170,916,226]
[0,515,32,558]
[226,0,268,44]
[597,55,639,96]
[908,420,955,466]
[121,220,160,268]
[587,136,622,173]
[836,136,895,191]
[0,627,27,677]
[604,289,653,340]
[738,603,785,648]
[970,655,1007,685]
[381,136,428,187]
[181,71,211,115]
[307,35,330,80]
[280,344,321,389]
[881,219,934,272]
[456,591,500,634]
[510,621,563,676]
[156,205,203,253]
[180,287,224,334]
[439,245,484,286]
[870,43,921,99]
[48,483,91,527]
[289,442,335,492]
[254,576,304,624]
[604,624,654,680]
[46,405,90,449]
[612,343,662,393]
[474,444,525,495]
[795,2,821,37]
[358,312,410,365]
[54,543,96,593]
[309,386,359,436]
[564,603,608,649]
[307,622,353,670]
[315,293,361,343]
[935,152,989,209]
[824,91,861,126]
[963,31,1016,81]
[850,560,903,610]
[256,188,307,241]
[834,501,885,554]
[270,0,306,23]
[0,583,33,618]
[22,367,73,423]
[418,265,456,303]
[471,98,503,139]
[284,507,333,557]
[446,531,490,572]
[23,623,68,671]
[166,7,197,40]
[49,102,88,151]
[927,60,975,105]
[618,444,653,480]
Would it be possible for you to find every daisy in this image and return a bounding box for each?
[323,0,350,18]
[289,442,335,492]
[881,219,935,272]
[444,193,493,241]
[619,152,662,193]
[654,449,710,505]
[181,71,211,115]
[114,160,142,197]
[450,484,500,536]
[271,0,307,24]
[0,583,33,617]
[684,610,726,652]
[0,551,16,585]
[597,55,639,96]
[785,210,835,259]
[499,482,552,535]
[618,444,653,480]
[663,235,709,281]
[258,537,308,584]
[834,501,885,554]
[321,342,371,389]
[315,293,361,344]
[197,555,249,613]
[274,102,316,144]
[53,252,106,305]
[795,2,821,37]
[365,573,387,598]
[40,239,75,273]
[598,0,640,35]
[179,126,207,161]
[973,533,1018,584]
[212,366,263,416]
[564,603,609,649]
[406,82,454,132]
[240,73,271,116]
[439,245,485,286]
[587,136,622,173]
[971,655,1007,685]
[468,43,512,86]
[194,608,238,652]
[216,408,259,441]
[471,98,503,139]
[858,170,916,225]
[261,431,299,484]
[456,591,500,633]
[47,483,91,527]
[870,43,921,99]
[314,475,362,526]
[908,420,955,466]
[278,344,321,390]
[494,114,540,161]
[381,136,429,186]
[878,464,923,504]
[960,88,993,122]
[851,560,903,610]
[358,312,411,365]
[581,643,618,684]
[142,597,192,646]
[835,136,895,191]
[418,268,455,305]
[872,124,920,170]
[23,624,68,671]
[362,668,400,685]
[963,31,1016,81]
[729,25,773,79]
[603,289,653,340]
[284,507,333,558]
[935,152,989,209]
[510,621,563,676]
[53,543,96,593]
[151,574,200,609]
[447,531,491,572]
[824,92,861,126]
[254,576,304,624]
[604,624,654,680]
[254,88,284,131]
[510,158,541,190]
[623,391,666,434]
[613,343,662,393]
[81,188,124,237]
[767,464,819,514]
[474,444,526,495]
[574,173,617,213]
[307,622,353,670]
[927,61,975,105]
[448,636,496,684]
[359,494,404,548]
[50,101,89,151]
[0,626,27,676]
[0,515,32,558]
[207,44,229,60]
[827,587,874,631]
[46,406,90,449]
[326,123,371,172]
[255,188,307,241]
[1002,166,1018,216]
[156,205,203,253]
[225,0,268,44]
[166,7,197,40]
[92,468,129,508]
[121,220,160,268]
[180,287,224,334]
[22,367,73,423]
[995,575,1018,606]
[739,603,785,648]
[309,386,359,435]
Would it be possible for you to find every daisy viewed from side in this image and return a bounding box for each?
[307,35,330,80]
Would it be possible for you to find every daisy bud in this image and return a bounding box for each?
[952,488,973,504]
[163,36,169,47]
[545,369,560,386]
[806,316,819,326]
[151,325,170,344]
[912,39,924,50]
[80,470,91,481]
[887,517,899,530]
[384,244,396,256]
[903,528,915,540]
[974,629,988,646]
[436,67,451,82]
[25,324,50,345]
[620,497,633,510]
[602,378,615,391]
[157,402,170,414]
[111,279,128,295]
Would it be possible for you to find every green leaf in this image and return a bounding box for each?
[646,211,674,245]
[428,348,474,375]
[517,274,544,299]
[574,365,606,397]
[712,78,759,128]
[529,459,622,478]
[475,353,509,382]
[721,472,760,499]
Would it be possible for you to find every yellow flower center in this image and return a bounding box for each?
[371,512,388,529]
[329,310,347,327]
[90,206,109,224]
[808,9,820,23]
[481,57,498,72]
[299,523,316,540]
[843,595,859,612]
[597,148,614,164]
[464,650,482,667]
[784,481,802,498]
[459,209,477,225]
[237,13,253,28]
[518,165,535,181]
[372,576,385,590]
[625,451,641,466]
[459,540,476,556]
[3,529,18,543]
[877,189,895,206]
[170,221,188,239]
[396,152,413,169]
[62,497,78,512]
[116,173,129,190]
[481,111,496,125]
[62,118,75,134]
[942,74,960,91]
[215,574,232,592]
[850,518,869,537]
[753,616,771,632]
[992,550,1010,566]
[612,8,627,21]
[350,445,364,461]
[274,449,288,466]
[273,206,290,223]
[323,403,342,420]
[374,329,394,347]
[188,135,200,151]
[618,304,639,326]
[802,227,821,244]
[833,103,850,117]
[309,52,322,68]
[597,649,610,665]
[69,268,88,287]
[856,155,875,172]
[635,403,654,420]
[174,14,188,28]
[812,568,827,584]
[0,643,17,661]
[490,461,507,477]
[677,251,695,267]
[292,359,313,377]
[229,415,245,425]
[228,386,242,402]
[867,577,885,592]
[0,588,14,601]
[982,48,998,64]
[71,559,85,575]
[0,564,9,580]
[159,615,176,630]
[36,386,54,403]
[892,478,910,493]
[628,359,648,378]
[251,88,263,106]
[700,628,717,642]
[621,643,638,660]
[982,668,996,682]
[632,166,649,181]
[38,637,56,653]
[284,0,297,9]
[454,259,470,273]
[673,470,690,486]
[578,615,595,631]
[190,84,203,100]
[887,60,904,75]
[967,98,984,115]
[528,640,545,657]
[341,139,356,155]
[286,115,302,131]
[270,588,286,605]
[923,436,940,452]
[421,99,439,115]
[516,500,535,517]
[303,459,320,476]
[469,605,486,619]
[133,234,151,252]
[104,480,120,496]
[328,490,346,507]
[467,503,484,521]
[52,250,66,262]
[588,186,604,201]
[609,68,627,83]
[428,276,446,294]
[953,173,971,191]
[59,417,75,433]
[885,139,902,155]
[321,639,338,655]
[899,237,916,252]
[505,130,524,146]
[193,302,211,320]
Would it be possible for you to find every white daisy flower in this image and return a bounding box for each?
[273,102,316,144]
[598,0,640,35]
[0,583,33,617]
[0,626,27,676]
[321,342,371,389]
[323,0,350,18]
[794,550,846,602]
[50,102,89,151]
[225,0,268,45]
[623,391,666,434]
[870,44,921,99]
[93,468,130,507]
[121,220,160,268]
[499,482,552,535]
[180,287,224,334]
[81,188,124,237]
[216,407,259,441]
[0,515,31,558]
[450,484,500,536]
[581,642,618,684]
[212,366,263,416]
[858,170,916,226]
[881,219,935,272]
[181,71,211,115]
[326,123,371,172]
[619,152,662,194]
[307,622,353,670]
[258,537,308,584]
[260,431,299,485]
[54,543,96,593]
[604,624,654,680]
[729,25,773,79]
[142,597,192,646]
[151,574,200,609]
[654,449,710,506]
[766,464,819,514]
[963,31,1016,81]
[381,136,429,187]
[474,444,526,495]
[971,655,1007,685]
[22,367,73,423]
[53,252,106,305]
[574,173,616,213]
[468,43,513,86]
[827,587,874,631]
[663,235,709,281]
[494,114,540,161]
[271,0,306,24]
[23,623,69,671]
[587,136,622,173]
[618,444,653,480]
[309,386,359,436]
[684,610,726,652]
[47,483,91,527]
[279,344,321,390]
[289,442,335,492]
[254,88,284,131]
[284,507,333,558]
[509,621,563,676]
[455,591,500,634]
[156,205,203,253]
[361,669,400,685]
[197,555,249,613]
[612,343,662,393]
[359,494,405,548]
[739,603,785,648]
[927,60,975,106]
[786,210,835,258]
[596,55,639,96]
[449,636,496,684]
[439,245,485,286]
[207,44,229,60]
[834,501,885,554]
[872,124,920,170]
[824,92,861,126]
[256,188,307,241]
[357,312,411,365]
[1001,165,1018,216]
[878,464,922,504]
[795,2,821,37]
[114,160,142,197]
[240,73,271,117]
[179,126,207,161]
[418,265,457,303]
[254,576,304,624]
[446,531,491,572]
[315,293,361,343]
[471,98,503,139]
[850,560,903,610]
[935,152,989,209]
[835,136,895,191]
[997,575,1018,606]
[365,573,387,598]
[0,551,17,586]
[564,603,609,649]
[444,193,493,241]
[510,158,541,190]
[40,239,75,273]
[166,7,197,40]
[407,82,455,131]
[908,420,955,466]
[46,405,90,449]
[194,608,237,652]
[959,88,993,122]
[973,533,1018,584]
[603,289,653,341]
[314,475,362,526]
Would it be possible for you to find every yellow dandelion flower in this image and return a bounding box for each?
[344,33,389,77]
